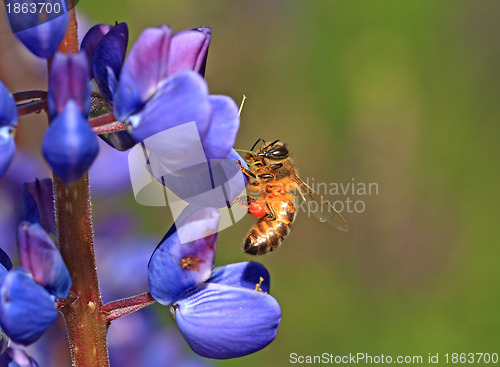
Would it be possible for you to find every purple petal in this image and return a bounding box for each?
[17,222,71,299]
[0,81,18,127]
[202,95,239,159]
[167,27,211,77]
[127,71,211,143]
[207,262,270,293]
[42,100,99,184]
[8,2,69,58]
[2,347,39,367]
[0,248,12,271]
[0,268,58,345]
[22,179,56,235]
[0,126,16,180]
[48,52,90,119]
[80,23,114,79]
[0,267,8,291]
[93,22,128,103]
[113,25,172,120]
[148,207,219,306]
[173,282,281,359]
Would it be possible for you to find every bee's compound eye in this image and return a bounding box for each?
[270,146,289,159]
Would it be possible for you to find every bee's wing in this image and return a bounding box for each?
[294,176,348,232]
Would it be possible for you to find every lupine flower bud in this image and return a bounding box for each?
[0,268,58,345]
[0,126,16,180]
[48,52,90,119]
[44,52,98,184]
[0,82,18,127]
[42,101,98,184]
[17,222,71,299]
[0,81,17,180]
[92,22,128,103]
[6,0,69,58]
[80,24,114,79]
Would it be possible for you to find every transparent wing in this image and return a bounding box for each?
[294,176,348,232]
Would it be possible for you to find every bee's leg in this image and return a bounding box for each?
[264,200,277,220]
[236,160,256,179]
[232,194,255,209]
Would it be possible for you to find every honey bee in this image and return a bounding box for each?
[235,139,348,255]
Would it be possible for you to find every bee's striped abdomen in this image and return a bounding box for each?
[243,200,296,255]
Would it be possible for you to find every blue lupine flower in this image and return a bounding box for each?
[148,207,281,359]
[80,24,213,151]
[0,248,13,285]
[82,23,244,208]
[89,23,128,103]
[17,222,71,299]
[0,223,71,345]
[0,127,15,181]
[80,24,115,79]
[42,52,98,184]
[0,81,18,180]
[0,82,18,127]
[6,0,69,58]
[0,267,58,345]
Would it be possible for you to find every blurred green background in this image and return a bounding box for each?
[3,0,500,366]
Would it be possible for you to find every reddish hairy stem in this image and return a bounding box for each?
[89,112,117,127]
[54,7,111,367]
[13,90,47,102]
[17,100,48,116]
[58,6,79,54]
[93,121,128,134]
[103,292,156,322]
[55,175,110,367]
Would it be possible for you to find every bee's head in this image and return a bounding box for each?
[257,140,289,160]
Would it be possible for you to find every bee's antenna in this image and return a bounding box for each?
[238,95,247,116]
[250,138,264,151]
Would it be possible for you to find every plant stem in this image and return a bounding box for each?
[58,5,79,54]
[13,90,47,101]
[17,100,48,116]
[103,292,156,322]
[55,175,110,367]
[53,7,110,367]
